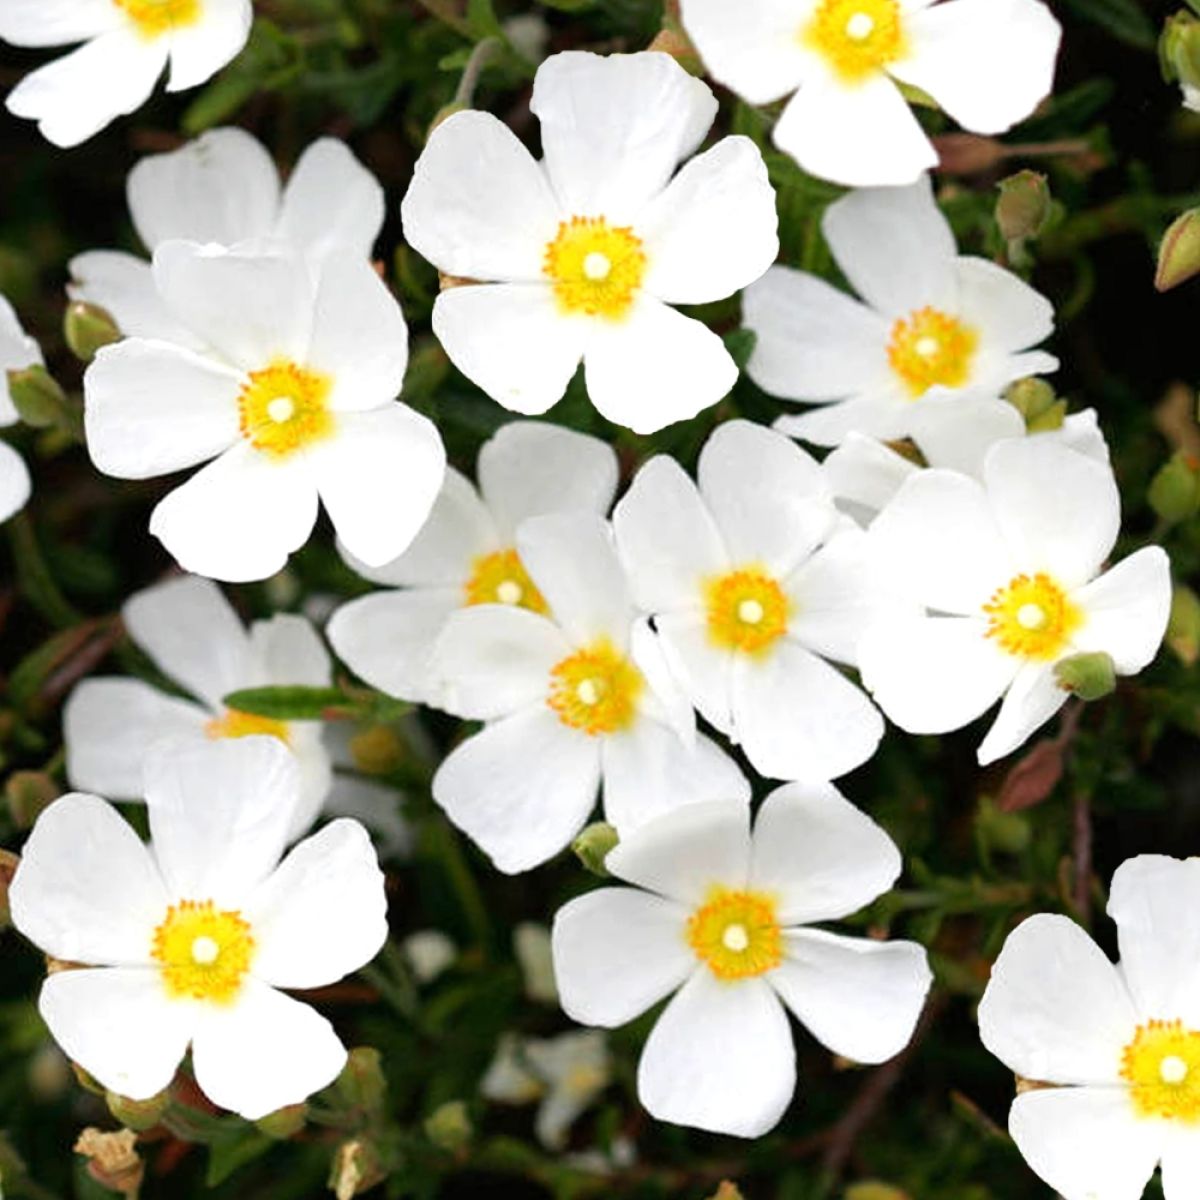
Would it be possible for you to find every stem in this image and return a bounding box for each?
[7,513,78,628]
[426,814,493,955]
[1073,787,1094,926]
[454,37,502,109]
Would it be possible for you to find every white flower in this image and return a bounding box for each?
[678,0,1061,186]
[70,127,385,348]
[978,855,1200,1200]
[427,510,750,874]
[859,439,1172,765]
[745,177,1060,448]
[0,295,44,524]
[552,788,931,1137]
[83,241,444,582]
[328,421,617,704]
[612,419,892,782]
[400,50,779,434]
[0,0,252,148]
[64,574,333,841]
[822,405,1108,527]
[7,737,388,1120]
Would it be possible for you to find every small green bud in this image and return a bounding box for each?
[255,1102,308,1140]
[63,301,121,362]
[5,770,59,830]
[975,797,1031,855]
[6,365,68,430]
[349,725,404,775]
[332,1046,386,1117]
[0,849,18,930]
[1026,399,1067,433]
[845,1185,911,1200]
[423,1100,473,1152]
[1149,451,1200,524]
[1161,11,1200,89]
[1157,207,1200,293]
[996,170,1052,243]
[1005,377,1058,424]
[106,1088,169,1132]
[1054,651,1117,701]
[1168,583,1200,666]
[572,822,619,877]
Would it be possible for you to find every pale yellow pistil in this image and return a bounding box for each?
[803,0,907,83]
[463,548,548,614]
[1122,1020,1200,1122]
[688,887,782,981]
[704,567,791,657]
[984,572,1082,661]
[888,307,979,397]
[115,0,202,38]
[546,638,644,736]
[151,900,255,1003]
[544,217,646,320]
[238,361,334,459]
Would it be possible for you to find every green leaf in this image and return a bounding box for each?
[723,329,758,372]
[205,1127,275,1187]
[1057,0,1156,50]
[222,685,348,721]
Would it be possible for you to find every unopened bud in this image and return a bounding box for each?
[975,796,1031,855]
[6,770,59,829]
[1149,451,1200,523]
[996,170,1052,243]
[1157,207,1200,292]
[256,1102,308,1140]
[1168,583,1200,665]
[74,1127,143,1197]
[1005,377,1058,425]
[64,301,121,362]
[424,1099,473,1152]
[706,1185,745,1200]
[329,1137,385,1200]
[6,365,68,430]
[332,1047,386,1117]
[1054,651,1117,701]
[106,1088,168,1132]
[845,1185,911,1200]
[572,822,618,877]
[1161,12,1200,91]
[0,850,18,929]
[1027,399,1067,433]
[349,725,404,775]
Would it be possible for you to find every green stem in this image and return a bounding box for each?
[8,513,78,629]
[426,815,493,956]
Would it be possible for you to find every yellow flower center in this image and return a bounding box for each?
[114,0,202,38]
[1121,1020,1200,1123]
[983,572,1083,661]
[463,548,548,614]
[704,568,791,657]
[238,360,334,459]
[888,307,979,397]
[546,638,644,736]
[151,900,255,1004]
[544,217,646,320]
[205,709,292,744]
[802,0,907,83]
[687,887,783,981]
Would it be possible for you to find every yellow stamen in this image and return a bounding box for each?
[115,0,202,38]
[704,567,791,657]
[687,887,783,981]
[543,217,646,320]
[546,638,643,736]
[463,548,548,614]
[802,0,907,83]
[151,900,255,1003]
[983,572,1083,661]
[205,709,291,744]
[238,360,334,459]
[888,307,979,397]
[1122,1020,1200,1122]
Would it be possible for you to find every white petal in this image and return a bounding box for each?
[144,737,298,906]
[908,395,1027,476]
[605,800,752,905]
[530,51,717,224]
[1072,548,1172,674]
[819,433,917,525]
[976,661,1068,766]
[244,820,387,988]
[9,794,167,964]
[639,971,795,1137]
[583,298,738,435]
[774,74,937,190]
[656,610,734,732]
[1057,409,1111,464]
[612,455,728,613]
[892,0,1062,135]
[859,615,1017,735]
[126,126,278,251]
[38,968,192,1100]
[6,31,165,148]
[984,438,1120,590]
[432,707,601,873]
[732,641,883,782]
[191,979,346,1119]
[954,257,1055,354]
[123,574,252,709]
[1007,1087,1161,1200]
[310,404,444,569]
[977,913,1138,1085]
[773,929,931,1063]
[698,419,835,574]
[401,110,561,282]
[84,339,241,479]
[1107,855,1200,1027]
[750,781,901,924]
[284,726,333,840]
[0,441,31,523]
[250,612,330,688]
[165,0,252,92]
[638,136,778,304]
[630,618,696,742]
[743,266,892,402]
[822,174,957,316]
[64,678,208,798]
[552,888,692,1026]
[478,421,618,539]
[601,723,749,836]
[432,285,584,416]
[429,604,570,720]
[0,0,122,47]
[149,444,319,583]
[773,392,912,448]
[277,137,385,263]
[68,251,199,344]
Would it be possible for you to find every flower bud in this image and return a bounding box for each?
[572,821,618,877]
[1054,651,1117,701]
[1156,207,1200,292]
[6,770,60,830]
[1149,451,1200,524]
[424,1100,473,1152]
[329,1137,385,1200]
[1168,583,1200,665]
[1161,12,1200,91]
[106,1088,169,1132]
[74,1127,144,1197]
[845,1185,911,1200]
[0,850,18,930]
[255,1102,308,1140]
[332,1046,386,1117]
[349,725,404,775]
[996,170,1052,243]
[706,1185,745,1200]
[1005,377,1058,425]
[6,365,68,430]
[975,796,1031,855]
[64,301,121,362]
